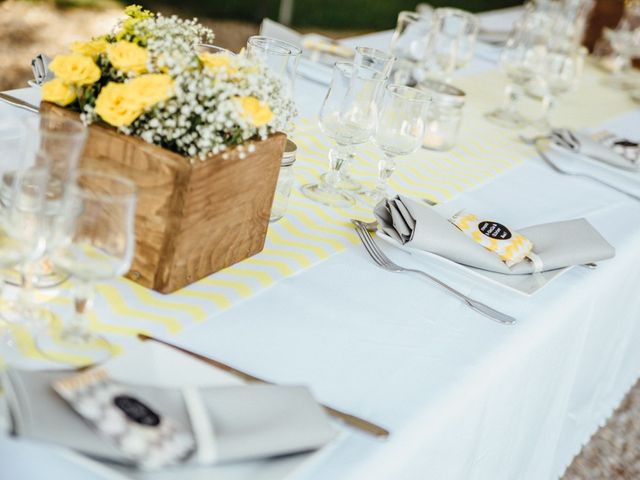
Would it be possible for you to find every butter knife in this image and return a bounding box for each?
[138,333,390,439]
[0,93,39,114]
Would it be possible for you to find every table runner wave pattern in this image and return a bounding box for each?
[5,65,636,367]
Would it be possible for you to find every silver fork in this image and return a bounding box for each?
[520,135,640,202]
[351,220,516,325]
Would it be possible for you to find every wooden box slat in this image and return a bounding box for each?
[41,102,286,293]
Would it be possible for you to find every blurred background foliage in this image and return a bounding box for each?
[37,0,522,29]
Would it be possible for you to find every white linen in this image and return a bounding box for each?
[4,6,640,480]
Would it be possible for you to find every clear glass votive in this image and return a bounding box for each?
[270,139,297,222]
[418,79,466,151]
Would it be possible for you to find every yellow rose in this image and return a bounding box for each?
[49,54,101,86]
[107,41,148,74]
[71,39,109,58]
[199,52,238,75]
[41,79,77,106]
[237,96,273,127]
[126,74,174,108]
[94,82,145,127]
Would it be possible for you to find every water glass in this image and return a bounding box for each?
[39,171,136,366]
[246,36,301,99]
[431,8,479,83]
[366,84,430,202]
[390,11,436,85]
[302,62,381,208]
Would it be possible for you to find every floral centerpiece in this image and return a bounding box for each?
[39,6,294,293]
[42,5,295,161]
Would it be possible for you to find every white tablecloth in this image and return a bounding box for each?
[2,7,640,480]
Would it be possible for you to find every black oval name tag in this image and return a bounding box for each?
[478,221,512,240]
[113,395,161,426]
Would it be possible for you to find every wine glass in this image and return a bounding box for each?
[0,127,49,330]
[604,25,640,89]
[302,62,381,207]
[431,8,479,83]
[390,11,437,86]
[485,26,547,129]
[322,47,394,193]
[538,48,581,128]
[38,171,136,366]
[364,84,430,203]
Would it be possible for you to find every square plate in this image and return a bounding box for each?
[375,230,572,297]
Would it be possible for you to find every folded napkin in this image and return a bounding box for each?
[3,368,334,468]
[374,196,615,275]
[551,129,639,172]
[31,54,53,86]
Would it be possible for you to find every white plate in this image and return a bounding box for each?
[375,231,572,297]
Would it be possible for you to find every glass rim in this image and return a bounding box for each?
[23,113,87,137]
[385,83,431,103]
[71,170,137,204]
[354,46,394,62]
[197,43,236,56]
[398,10,432,22]
[247,35,302,56]
[334,61,383,80]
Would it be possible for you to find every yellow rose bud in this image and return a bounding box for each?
[126,74,174,108]
[237,96,273,127]
[41,79,77,106]
[95,82,145,127]
[107,41,148,75]
[49,54,101,86]
[71,39,109,59]
[198,52,238,75]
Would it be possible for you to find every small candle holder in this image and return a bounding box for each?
[418,79,466,151]
[270,139,297,223]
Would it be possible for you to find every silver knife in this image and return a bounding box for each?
[0,93,39,114]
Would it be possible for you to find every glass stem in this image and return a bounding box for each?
[503,82,520,116]
[542,93,555,128]
[18,264,36,316]
[325,144,350,189]
[67,280,95,339]
[375,154,396,199]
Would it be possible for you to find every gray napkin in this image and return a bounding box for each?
[551,129,639,172]
[374,196,615,275]
[2,368,334,468]
[31,54,53,86]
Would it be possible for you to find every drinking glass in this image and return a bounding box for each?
[38,171,136,365]
[485,28,547,129]
[197,44,235,56]
[7,114,86,295]
[365,84,430,203]
[302,62,381,207]
[390,11,436,86]
[246,36,301,99]
[321,46,395,193]
[431,8,479,83]
[0,128,49,329]
[604,26,640,89]
[539,49,580,128]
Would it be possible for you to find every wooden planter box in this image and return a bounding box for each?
[41,102,286,294]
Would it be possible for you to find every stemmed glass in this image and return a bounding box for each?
[322,47,394,193]
[364,84,430,203]
[431,8,479,83]
[246,36,301,99]
[390,11,436,86]
[37,171,136,366]
[302,62,381,207]
[538,48,581,128]
[485,27,547,129]
[0,122,49,331]
[604,26,640,89]
[6,114,86,293]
